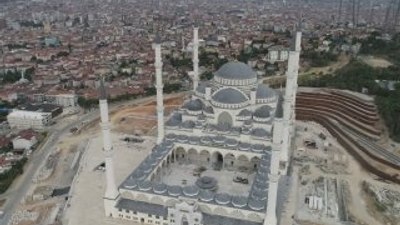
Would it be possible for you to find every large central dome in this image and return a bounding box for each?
[213,61,257,87]
[215,61,257,80]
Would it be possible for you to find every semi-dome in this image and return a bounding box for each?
[254,105,272,118]
[256,84,277,99]
[212,88,248,104]
[215,62,257,80]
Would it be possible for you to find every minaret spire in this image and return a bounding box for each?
[154,34,165,144]
[192,23,199,91]
[280,27,302,172]
[99,76,119,216]
[264,95,284,225]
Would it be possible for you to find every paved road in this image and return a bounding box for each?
[0,92,186,225]
[0,111,97,225]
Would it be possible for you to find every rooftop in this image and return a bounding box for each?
[214,62,257,80]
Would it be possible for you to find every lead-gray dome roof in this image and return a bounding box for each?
[212,88,248,104]
[183,99,204,111]
[254,105,272,118]
[215,62,257,80]
[256,84,276,99]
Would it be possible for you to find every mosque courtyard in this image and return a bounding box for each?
[157,163,256,196]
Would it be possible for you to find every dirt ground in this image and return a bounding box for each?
[14,202,55,225]
[361,56,393,68]
[110,95,185,134]
[303,54,350,75]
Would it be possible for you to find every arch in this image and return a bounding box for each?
[213,207,228,216]
[250,156,260,170]
[188,148,198,164]
[199,150,211,166]
[236,154,251,170]
[211,151,223,170]
[181,215,189,225]
[247,213,263,221]
[151,196,164,205]
[135,193,149,202]
[165,199,179,207]
[175,147,186,162]
[224,153,236,168]
[218,111,233,127]
[237,154,250,162]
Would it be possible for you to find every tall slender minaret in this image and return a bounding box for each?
[192,23,199,91]
[154,35,165,144]
[280,27,302,170]
[181,36,185,52]
[99,77,119,217]
[264,96,284,225]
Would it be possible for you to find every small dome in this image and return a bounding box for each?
[215,62,257,80]
[199,190,215,202]
[237,109,252,117]
[166,113,182,126]
[183,185,200,197]
[256,84,276,99]
[168,185,182,196]
[252,128,269,137]
[254,105,272,118]
[215,193,231,205]
[183,99,204,111]
[181,120,195,129]
[212,88,248,104]
[248,199,265,211]
[153,183,167,194]
[196,176,218,190]
[232,196,248,208]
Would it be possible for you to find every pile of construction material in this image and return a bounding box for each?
[363,181,400,223]
[9,210,39,225]
[34,150,60,182]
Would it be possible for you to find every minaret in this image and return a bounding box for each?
[181,36,185,52]
[264,95,284,225]
[154,35,165,144]
[192,24,199,91]
[99,77,119,216]
[280,28,302,170]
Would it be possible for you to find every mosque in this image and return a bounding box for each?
[98,25,302,225]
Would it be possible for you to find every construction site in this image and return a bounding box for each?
[289,87,400,225]
[3,83,399,225]
[4,93,186,225]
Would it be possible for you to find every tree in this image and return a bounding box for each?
[201,71,213,80]
[77,97,98,109]
[298,59,400,141]
[56,51,70,57]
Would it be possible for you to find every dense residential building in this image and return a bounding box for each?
[7,110,52,130]
[33,93,78,107]
[267,46,289,63]
[12,129,38,150]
